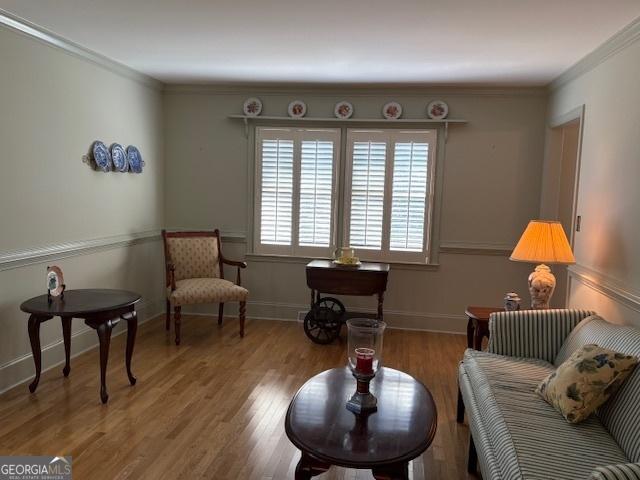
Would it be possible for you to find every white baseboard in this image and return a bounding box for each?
[0,298,165,395]
[183,300,466,334]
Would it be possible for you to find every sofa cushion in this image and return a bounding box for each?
[555,316,640,462]
[463,349,628,479]
[537,344,638,423]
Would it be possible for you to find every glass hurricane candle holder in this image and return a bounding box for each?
[346,318,386,414]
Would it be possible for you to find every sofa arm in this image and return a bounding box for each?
[590,462,640,480]
[488,309,595,362]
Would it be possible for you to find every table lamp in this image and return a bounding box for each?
[510,220,575,309]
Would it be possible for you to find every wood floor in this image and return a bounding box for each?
[0,315,476,479]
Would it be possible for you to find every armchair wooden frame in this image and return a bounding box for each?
[162,229,248,345]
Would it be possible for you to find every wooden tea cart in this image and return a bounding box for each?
[304,260,390,344]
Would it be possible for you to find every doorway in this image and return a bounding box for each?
[541,108,583,307]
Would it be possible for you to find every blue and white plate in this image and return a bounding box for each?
[92,141,111,172]
[110,143,128,172]
[126,145,144,173]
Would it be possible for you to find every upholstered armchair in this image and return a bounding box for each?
[162,229,248,345]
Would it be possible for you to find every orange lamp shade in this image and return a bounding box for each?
[510,220,576,265]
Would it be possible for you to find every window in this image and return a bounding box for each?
[253,126,437,264]
[344,129,437,263]
[254,127,340,256]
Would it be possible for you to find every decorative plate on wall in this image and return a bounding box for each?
[126,145,144,173]
[382,102,402,120]
[288,100,307,118]
[427,100,449,119]
[243,97,263,117]
[110,143,128,172]
[92,141,111,172]
[47,265,65,297]
[334,101,354,119]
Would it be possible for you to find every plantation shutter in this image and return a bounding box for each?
[255,127,340,256]
[344,129,437,263]
[259,138,294,245]
[390,141,429,251]
[299,140,335,247]
[348,141,387,249]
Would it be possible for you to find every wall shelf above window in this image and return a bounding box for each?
[228,115,468,141]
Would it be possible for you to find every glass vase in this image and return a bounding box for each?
[345,318,386,414]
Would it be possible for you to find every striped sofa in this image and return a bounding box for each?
[458,309,640,480]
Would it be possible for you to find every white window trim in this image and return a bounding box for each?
[343,128,438,264]
[253,127,341,257]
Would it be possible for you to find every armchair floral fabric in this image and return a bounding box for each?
[166,236,220,280]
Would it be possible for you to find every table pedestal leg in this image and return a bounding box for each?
[97,320,113,403]
[294,451,330,480]
[124,311,137,385]
[372,461,409,480]
[456,386,465,423]
[473,320,484,350]
[61,317,71,377]
[28,315,43,393]
[466,317,474,348]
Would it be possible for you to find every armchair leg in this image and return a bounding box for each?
[166,300,171,331]
[218,303,224,326]
[468,433,478,474]
[174,306,182,345]
[239,301,246,338]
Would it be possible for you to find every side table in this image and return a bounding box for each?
[458,305,503,424]
[465,306,504,351]
[20,289,141,403]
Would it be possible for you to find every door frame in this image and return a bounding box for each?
[545,104,585,306]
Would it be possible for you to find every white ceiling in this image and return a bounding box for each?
[1,0,639,85]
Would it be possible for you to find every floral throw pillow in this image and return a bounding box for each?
[536,344,638,423]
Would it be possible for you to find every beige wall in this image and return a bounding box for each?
[546,37,640,326]
[0,26,165,391]
[164,87,546,330]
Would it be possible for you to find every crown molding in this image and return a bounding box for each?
[163,83,547,98]
[0,9,163,91]
[0,230,161,272]
[550,16,640,91]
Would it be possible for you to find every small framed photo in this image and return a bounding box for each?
[47,265,65,297]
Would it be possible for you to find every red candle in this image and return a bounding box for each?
[355,348,375,374]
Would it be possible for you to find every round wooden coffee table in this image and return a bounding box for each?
[285,367,437,479]
[21,289,141,403]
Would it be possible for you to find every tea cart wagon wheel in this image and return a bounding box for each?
[304,297,346,344]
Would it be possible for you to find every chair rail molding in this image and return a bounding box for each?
[0,230,161,272]
[439,241,513,256]
[568,263,640,314]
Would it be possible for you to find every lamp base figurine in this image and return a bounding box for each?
[528,264,556,309]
